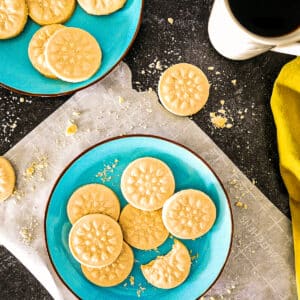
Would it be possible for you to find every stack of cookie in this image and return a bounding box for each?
[67,156,217,289]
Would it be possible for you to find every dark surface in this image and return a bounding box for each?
[0,0,293,299]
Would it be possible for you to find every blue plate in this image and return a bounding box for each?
[0,0,143,96]
[45,135,233,299]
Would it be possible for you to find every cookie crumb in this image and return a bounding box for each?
[155,60,163,71]
[207,66,214,71]
[167,17,174,24]
[231,79,237,86]
[215,71,221,75]
[129,275,135,286]
[118,96,125,104]
[65,121,78,136]
[211,115,228,129]
[19,216,39,246]
[235,201,248,209]
[19,97,25,103]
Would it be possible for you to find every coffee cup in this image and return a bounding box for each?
[208,0,300,60]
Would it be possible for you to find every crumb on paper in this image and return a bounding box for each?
[207,66,214,71]
[96,159,119,183]
[231,79,237,86]
[19,217,39,246]
[72,111,81,117]
[65,121,78,136]
[118,96,125,104]
[24,155,48,181]
[148,87,153,93]
[252,178,257,185]
[235,201,248,209]
[167,17,174,24]
[129,275,135,286]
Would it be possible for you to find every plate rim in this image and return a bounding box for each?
[44,134,234,299]
[0,0,144,97]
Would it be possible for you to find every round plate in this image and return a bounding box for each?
[0,0,143,96]
[45,135,233,299]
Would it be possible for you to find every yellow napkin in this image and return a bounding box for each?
[271,56,300,299]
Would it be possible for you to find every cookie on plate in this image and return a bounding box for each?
[27,0,75,25]
[67,183,120,224]
[141,239,191,289]
[121,157,175,211]
[45,27,102,83]
[0,0,28,39]
[119,204,169,250]
[77,0,127,15]
[162,189,216,239]
[81,241,134,287]
[28,24,64,78]
[69,214,123,267]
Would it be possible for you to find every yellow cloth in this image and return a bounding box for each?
[271,56,300,299]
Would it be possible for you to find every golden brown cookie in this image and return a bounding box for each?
[162,189,216,239]
[158,63,210,116]
[27,0,75,25]
[45,27,102,83]
[77,0,127,15]
[141,239,191,289]
[28,24,64,78]
[81,242,134,287]
[69,214,123,267]
[119,204,169,250]
[0,156,15,202]
[121,157,175,211]
[67,184,120,224]
[0,0,28,39]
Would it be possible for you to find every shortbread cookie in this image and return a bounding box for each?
[162,189,216,239]
[28,24,64,78]
[141,239,191,289]
[158,63,210,116]
[119,204,169,250]
[0,157,15,202]
[77,0,127,15]
[121,157,175,211]
[27,0,75,25]
[45,27,102,83]
[67,184,120,224]
[0,0,28,39]
[69,214,123,267]
[81,241,134,287]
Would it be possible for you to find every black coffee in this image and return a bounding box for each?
[228,0,300,37]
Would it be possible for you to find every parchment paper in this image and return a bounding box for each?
[0,63,296,299]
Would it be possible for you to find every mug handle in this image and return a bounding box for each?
[272,42,300,56]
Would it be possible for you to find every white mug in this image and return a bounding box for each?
[208,0,300,60]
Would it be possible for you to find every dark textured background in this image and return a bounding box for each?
[0,0,293,299]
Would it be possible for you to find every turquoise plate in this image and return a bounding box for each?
[45,135,233,299]
[0,0,143,96]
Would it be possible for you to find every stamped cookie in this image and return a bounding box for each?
[81,241,134,287]
[141,239,191,289]
[45,27,102,83]
[28,24,64,78]
[158,63,210,116]
[67,184,120,224]
[77,0,127,15]
[27,0,75,25]
[0,0,28,39]
[0,157,15,202]
[162,189,216,239]
[121,157,175,211]
[119,204,169,250]
[69,214,123,267]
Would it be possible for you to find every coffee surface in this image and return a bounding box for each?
[228,0,300,37]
